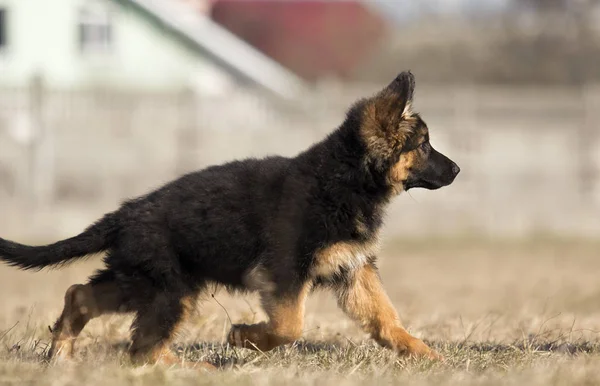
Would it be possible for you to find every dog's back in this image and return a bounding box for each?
[0,71,459,367]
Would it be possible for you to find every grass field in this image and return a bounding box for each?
[0,238,599,385]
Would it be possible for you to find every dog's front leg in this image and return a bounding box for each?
[336,262,441,360]
[228,282,311,352]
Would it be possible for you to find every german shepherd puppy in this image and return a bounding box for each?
[0,72,459,368]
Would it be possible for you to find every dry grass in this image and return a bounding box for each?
[0,238,599,385]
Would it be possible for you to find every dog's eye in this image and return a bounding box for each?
[419,142,429,151]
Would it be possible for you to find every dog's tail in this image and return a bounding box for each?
[0,212,120,271]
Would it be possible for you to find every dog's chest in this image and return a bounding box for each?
[311,236,381,278]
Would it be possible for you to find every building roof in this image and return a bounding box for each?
[111,0,307,99]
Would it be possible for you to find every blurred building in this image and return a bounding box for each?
[0,0,304,97]
[209,0,387,81]
[0,0,599,240]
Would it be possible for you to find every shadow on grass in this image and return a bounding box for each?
[182,340,600,368]
[76,339,600,369]
[443,341,600,355]
[180,340,600,355]
[4,338,599,370]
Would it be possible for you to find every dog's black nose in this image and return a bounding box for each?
[452,163,460,176]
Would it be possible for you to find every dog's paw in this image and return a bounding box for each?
[227,324,245,347]
[407,338,444,361]
[227,322,273,351]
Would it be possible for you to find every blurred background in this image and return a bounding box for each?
[0,0,599,242]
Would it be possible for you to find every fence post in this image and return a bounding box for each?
[28,73,54,207]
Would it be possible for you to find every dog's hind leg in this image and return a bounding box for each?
[127,290,215,370]
[128,291,188,365]
[228,281,311,352]
[48,270,127,361]
[335,263,442,360]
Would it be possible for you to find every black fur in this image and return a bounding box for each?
[0,108,389,295]
[0,72,460,361]
[0,213,119,270]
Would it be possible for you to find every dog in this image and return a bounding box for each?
[0,71,459,368]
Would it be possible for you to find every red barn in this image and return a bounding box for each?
[209,1,388,81]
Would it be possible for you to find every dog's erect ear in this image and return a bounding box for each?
[383,71,415,119]
[360,71,417,159]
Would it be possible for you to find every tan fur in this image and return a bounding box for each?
[402,102,414,119]
[388,151,415,194]
[42,72,446,366]
[312,237,380,278]
[359,103,414,160]
[228,281,312,351]
[358,98,425,174]
[387,126,430,194]
[139,345,215,371]
[243,264,276,293]
[128,294,197,365]
[48,282,123,360]
[127,294,215,370]
[354,212,371,236]
[337,264,441,360]
[388,150,425,195]
[49,284,214,370]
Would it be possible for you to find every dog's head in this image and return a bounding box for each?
[358,71,460,194]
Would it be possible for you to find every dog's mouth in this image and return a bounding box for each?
[403,171,459,191]
[403,179,444,191]
[403,158,460,192]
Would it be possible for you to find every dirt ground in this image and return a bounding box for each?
[0,238,599,385]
